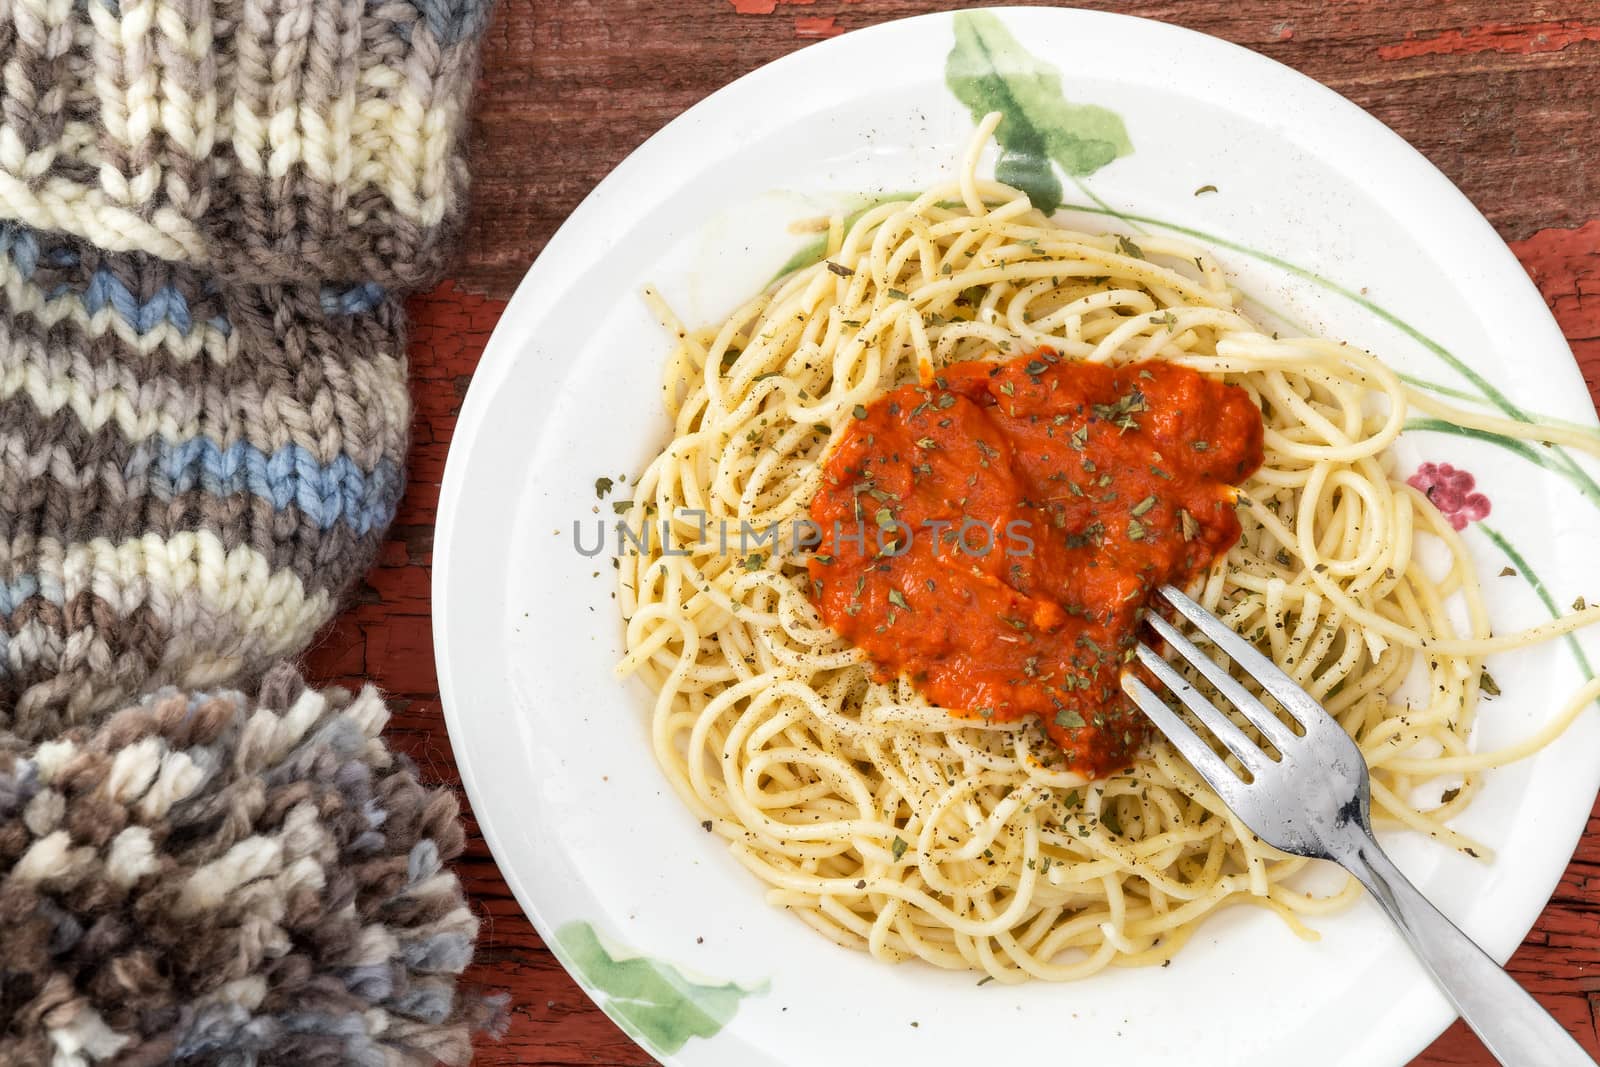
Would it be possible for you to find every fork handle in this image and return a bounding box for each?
[1337,830,1594,1066]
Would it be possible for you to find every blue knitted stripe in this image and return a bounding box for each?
[375,0,494,45]
[138,440,404,535]
[320,281,388,316]
[0,223,384,332]
[0,439,400,617]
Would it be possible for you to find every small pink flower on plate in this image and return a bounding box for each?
[1408,462,1490,531]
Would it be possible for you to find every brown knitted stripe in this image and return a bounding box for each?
[13,234,409,360]
[221,286,411,472]
[23,242,232,332]
[0,584,332,742]
[0,594,172,738]
[0,417,388,596]
[203,172,473,291]
[0,314,409,471]
[149,0,215,227]
[299,0,365,264]
[201,13,483,289]
[0,9,69,161]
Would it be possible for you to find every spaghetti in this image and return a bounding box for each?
[616,114,1600,982]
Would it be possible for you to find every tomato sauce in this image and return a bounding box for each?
[806,350,1264,776]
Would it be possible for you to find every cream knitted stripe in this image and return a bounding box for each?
[0,499,377,604]
[2,532,333,732]
[0,173,203,260]
[0,341,408,462]
[13,531,330,630]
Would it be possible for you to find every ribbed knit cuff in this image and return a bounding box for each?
[0,0,491,290]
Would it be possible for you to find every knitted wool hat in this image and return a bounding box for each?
[0,0,491,740]
[0,664,504,1066]
[0,232,409,741]
[0,0,490,290]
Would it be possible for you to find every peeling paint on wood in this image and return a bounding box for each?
[1380,20,1600,60]
[796,14,844,38]
[729,0,816,15]
[305,3,1600,1064]
[1511,220,1600,395]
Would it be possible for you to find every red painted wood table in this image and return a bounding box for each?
[302,2,1600,1063]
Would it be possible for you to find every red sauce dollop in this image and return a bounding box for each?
[807,350,1264,776]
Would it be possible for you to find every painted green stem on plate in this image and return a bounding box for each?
[1070,176,1130,229]
[1478,523,1596,684]
[771,193,918,281]
[1397,372,1491,407]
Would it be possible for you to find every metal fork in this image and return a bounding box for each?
[1122,584,1594,1067]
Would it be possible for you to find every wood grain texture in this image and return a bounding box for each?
[300,2,1600,1063]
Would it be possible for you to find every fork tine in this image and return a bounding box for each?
[1157,585,1332,729]
[1132,642,1267,771]
[1121,673,1248,807]
[1142,612,1302,754]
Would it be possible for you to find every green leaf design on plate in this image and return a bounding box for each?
[945,11,1132,215]
[554,921,767,1056]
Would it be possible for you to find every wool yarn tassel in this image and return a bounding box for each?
[0,664,507,1066]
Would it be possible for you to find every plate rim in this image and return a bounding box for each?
[434,7,1600,1065]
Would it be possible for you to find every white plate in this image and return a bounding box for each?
[435,8,1600,1065]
